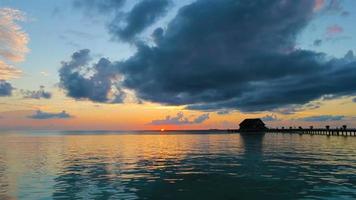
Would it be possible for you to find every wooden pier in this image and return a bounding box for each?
[228,128,356,137]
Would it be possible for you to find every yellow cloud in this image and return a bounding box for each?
[0,60,22,80]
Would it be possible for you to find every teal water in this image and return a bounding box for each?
[0,131,355,200]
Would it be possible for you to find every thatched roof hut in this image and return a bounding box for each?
[239,118,267,131]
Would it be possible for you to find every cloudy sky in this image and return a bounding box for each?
[0,0,356,130]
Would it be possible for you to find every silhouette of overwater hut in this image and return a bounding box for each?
[239,118,267,132]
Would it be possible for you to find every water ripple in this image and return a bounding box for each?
[0,132,355,199]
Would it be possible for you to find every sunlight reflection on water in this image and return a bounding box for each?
[0,132,356,199]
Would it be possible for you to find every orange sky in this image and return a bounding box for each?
[1,89,356,130]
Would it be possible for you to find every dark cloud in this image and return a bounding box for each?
[299,115,345,122]
[149,112,209,125]
[344,50,355,60]
[216,110,231,115]
[313,39,322,46]
[274,103,321,115]
[353,98,356,103]
[341,11,350,17]
[75,0,170,42]
[317,0,348,16]
[21,86,52,99]
[261,114,279,122]
[109,0,171,41]
[152,27,164,44]
[0,80,13,97]
[120,0,319,109]
[58,49,125,103]
[324,0,348,16]
[28,110,73,120]
[186,50,356,112]
[63,0,356,112]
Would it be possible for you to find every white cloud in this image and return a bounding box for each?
[40,71,50,76]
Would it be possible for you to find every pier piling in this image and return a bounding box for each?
[229,127,356,137]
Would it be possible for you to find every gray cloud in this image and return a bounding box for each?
[109,0,171,41]
[273,103,321,115]
[216,110,231,115]
[193,113,210,124]
[0,80,13,96]
[28,110,72,120]
[21,86,52,99]
[58,49,125,103]
[75,0,170,42]
[323,0,348,16]
[341,11,350,17]
[353,98,356,103]
[63,0,356,112]
[344,50,355,60]
[261,114,279,122]
[299,115,345,122]
[150,112,209,125]
[326,0,342,11]
[185,50,356,112]
[313,39,322,46]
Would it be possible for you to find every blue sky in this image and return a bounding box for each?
[1,0,355,91]
[1,0,131,89]
[1,0,356,130]
[0,0,197,90]
[298,0,356,56]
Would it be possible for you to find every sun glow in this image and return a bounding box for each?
[160,128,165,132]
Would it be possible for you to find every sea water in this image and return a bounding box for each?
[0,131,355,200]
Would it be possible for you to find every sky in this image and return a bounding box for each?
[0,0,356,131]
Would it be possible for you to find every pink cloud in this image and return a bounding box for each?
[326,24,343,36]
[0,8,29,62]
[314,0,347,16]
[314,0,325,11]
[0,8,28,80]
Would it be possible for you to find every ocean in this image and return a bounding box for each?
[0,131,355,200]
